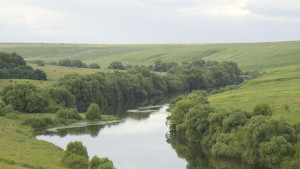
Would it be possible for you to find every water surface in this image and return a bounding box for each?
[37,105,187,169]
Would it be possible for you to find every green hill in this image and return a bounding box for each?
[0,41,299,123]
[1,41,300,71]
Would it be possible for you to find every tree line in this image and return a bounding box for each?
[0,52,47,80]
[167,91,300,169]
[1,57,243,115]
[50,59,100,69]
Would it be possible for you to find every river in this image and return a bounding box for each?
[36,105,187,169]
[36,103,259,169]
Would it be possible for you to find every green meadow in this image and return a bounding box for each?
[0,117,67,169]
[209,64,300,123]
[1,41,300,71]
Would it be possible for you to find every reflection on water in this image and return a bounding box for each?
[37,97,260,169]
[166,132,260,169]
[37,105,187,169]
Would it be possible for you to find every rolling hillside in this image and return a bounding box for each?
[0,41,299,123]
[0,41,299,71]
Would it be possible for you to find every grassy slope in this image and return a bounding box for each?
[1,41,299,71]
[209,65,300,123]
[0,117,67,169]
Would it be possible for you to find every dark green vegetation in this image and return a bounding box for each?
[167,91,300,169]
[85,103,102,120]
[54,59,242,112]
[0,52,47,80]
[63,141,115,169]
[55,59,100,69]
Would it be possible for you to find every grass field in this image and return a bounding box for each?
[1,41,300,71]
[0,117,67,169]
[209,65,300,123]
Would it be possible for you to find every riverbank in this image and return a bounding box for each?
[0,112,120,169]
[0,117,67,169]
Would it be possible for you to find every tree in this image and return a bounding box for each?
[36,60,45,66]
[64,141,88,159]
[108,61,125,70]
[56,108,82,120]
[30,69,47,80]
[252,103,273,116]
[89,63,100,69]
[260,136,294,169]
[86,103,101,120]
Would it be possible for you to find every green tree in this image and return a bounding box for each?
[108,61,125,70]
[260,136,294,169]
[86,103,101,120]
[89,63,100,69]
[252,103,273,116]
[64,141,88,159]
[56,108,82,120]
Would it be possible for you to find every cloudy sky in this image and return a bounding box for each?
[1,0,300,43]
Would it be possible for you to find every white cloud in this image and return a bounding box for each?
[0,0,67,32]
[244,0,300,18]
[0,0,299,43]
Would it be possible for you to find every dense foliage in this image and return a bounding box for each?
[63,141,115,169]
[1,84,49,113]
[85,103,101,120]
[167,91,300,169]
[0,52,47,80]
[1,58,243,118]
[55,59,242,112]
[108,61,125,70]
[56,59,100,69]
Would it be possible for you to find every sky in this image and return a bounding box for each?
[0,0,300,44]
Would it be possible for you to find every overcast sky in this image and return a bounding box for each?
[1,0,300,43]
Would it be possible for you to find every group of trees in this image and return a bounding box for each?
[167,91,300,169]
[0,52,47,80]
[63,141,115,169]
[0,58,243,116]
[53,59,100,69]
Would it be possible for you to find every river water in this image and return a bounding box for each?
[36,105,188,169]
[36,103,259,169]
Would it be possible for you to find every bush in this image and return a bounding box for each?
[22,117,55,130]
[89,63,100,69]
[108,61,125,70]
[85,103,101,120]
[36,60,45,66]
[64,154,88,169]
[64,141,88,159]
[252,103,273,116]
[63,141,89,169]
[56,108,82,120]
[89,156,115,169]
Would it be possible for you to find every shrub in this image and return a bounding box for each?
[89,63,100,69]
[56,108,82,120]
[64,154,88,169]
[252,103,273,116]
[108,61,125,70]
[89,156,115,169]
[85,103,101,120]
[64,141,88,159]
[22,117,55,130]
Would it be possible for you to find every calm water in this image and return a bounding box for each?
[36,105,188,169]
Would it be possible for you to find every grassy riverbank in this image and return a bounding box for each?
[0,117,67,169]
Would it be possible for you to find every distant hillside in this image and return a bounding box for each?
[0,41,299,71]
